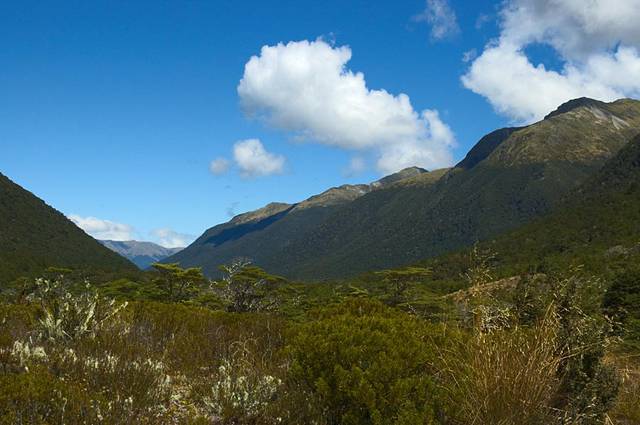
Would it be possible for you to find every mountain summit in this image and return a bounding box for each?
[544,97,607,119]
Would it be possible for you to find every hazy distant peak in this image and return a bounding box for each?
[99,239,183,269]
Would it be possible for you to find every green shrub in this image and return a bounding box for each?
[554,273,620,424]
[0,366,98,424]
[603,266,640,345]
[287,299,444,425]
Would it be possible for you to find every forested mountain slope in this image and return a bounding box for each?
[0,173,137,283]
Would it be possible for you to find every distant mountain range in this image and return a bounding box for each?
[0,173,137,283]
[99,240,183,269]
[166,97,640,280]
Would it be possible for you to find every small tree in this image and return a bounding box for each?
[151,263,206,302]
[375,267,431,306]
[552,272,620,424]
[213,259,280,313]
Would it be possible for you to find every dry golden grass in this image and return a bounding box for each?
[436,309,563,425]
[607,353,640,425]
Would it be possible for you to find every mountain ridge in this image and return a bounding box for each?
[167,97,640,280]
[99,240,183,270]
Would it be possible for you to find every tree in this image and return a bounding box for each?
[151,263,206,302]
[213,259,280,313]
[374,267,431,306]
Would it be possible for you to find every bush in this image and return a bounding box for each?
[27,278,128,342]
[0,366,98,424]
[287,299,444,425]
[200,340,283,424]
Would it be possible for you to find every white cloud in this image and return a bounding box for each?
[462,0,640,123]
[209,157,230,175]
[343,156,367,177]
[233,139,285,177]
[238,39,455,174]
[150,228,194,248]
[475,13,492,30]
[462,49,477,63]
[69,214,193,248]
[500,0,640,60]
[414,0,460,40]
[69,215,134,241]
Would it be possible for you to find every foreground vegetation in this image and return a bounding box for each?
[1,254,639,424]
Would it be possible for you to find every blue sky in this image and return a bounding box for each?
[2,0,640,247]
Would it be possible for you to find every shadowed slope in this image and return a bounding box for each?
[0,173,137,283]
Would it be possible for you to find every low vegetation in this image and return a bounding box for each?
[1,252,638,424]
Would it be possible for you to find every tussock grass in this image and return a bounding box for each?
[436,309,562,424]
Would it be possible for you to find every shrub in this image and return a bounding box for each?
[553,273,620,424]
[27,278,127,342]
[287,299,444,425]
[0,366,98,425]
[199,340,283,424]
[603,266,640,345]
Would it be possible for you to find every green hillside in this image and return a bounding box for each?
[273,98,640,279]
[0,173,137,283]
[476,131,640,277]
[166,167,434,277]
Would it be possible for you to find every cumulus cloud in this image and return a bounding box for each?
[462,0,640,123]
[209,157,230,175]
[414,0,460,40]
[69,215,134,241]
[233,139,285,177]
[69,214,193,248]
[238,39,455,174]
[150,228,194,248]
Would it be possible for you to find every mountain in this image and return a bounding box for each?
[0,173,137,283]
[165,166,432,277]
[477,131,640,276]
[418,131,640,287]
[168,98,640,280]
[100,240,183,270]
